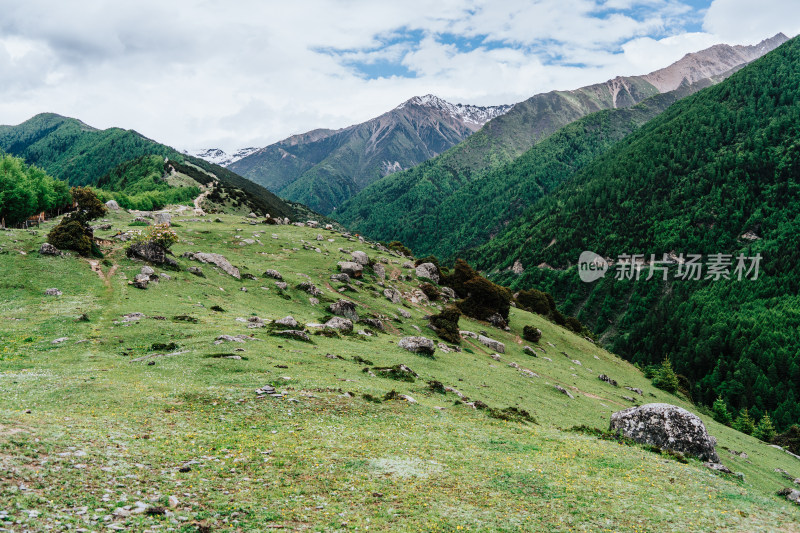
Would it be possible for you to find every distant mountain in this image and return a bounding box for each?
[0,113,297,219]
[183,147,260,167]
[227,95,513,214]
[334,34,789,247]
[475,36,800,430]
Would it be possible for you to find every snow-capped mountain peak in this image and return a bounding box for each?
[183,146,260,167]
[397,94,513,126]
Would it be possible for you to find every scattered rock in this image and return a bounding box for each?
[397,307,411,319]
[609,403,719,462]
[512,259,525,274]
[705,462,733,474]
[298,281,323,296]
[183,252,240,279]
[39,242,61,256]
[778,487,800,505]
[477,335,505,353]
[373,263,386,280]
[325,317,353,333]
[275,281,288,290]
[359,318,385,331]
[44,288,62,296]
[275,316,298,328]
[384,288,402,304]
[263,269,283,280]
[331,273,351,283]
[141,266,155,276]
[338,261,363,278]
[52,337,69,344]
[523,346,537,357]
[127,242,177,267]
[415,262,439,283]
[598,374,618,387]
[329,299,358,321]
[187,266,205,277]
[105,199,120,210]
[398,336,436,356]
[131,274,150,289]
[487,313,508,329]
[351,251,369,265]
[440,286,456,299]
[554,385,574,399]
[625,387,643,395]
[274,330,311,342]
[154,212,171,226]
[215,334,252,344]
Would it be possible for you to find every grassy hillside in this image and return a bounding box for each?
[0,114,297,220]
[474,37,800,430]
[0,206,798,530]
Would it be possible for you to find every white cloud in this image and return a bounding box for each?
[0,0,793,152]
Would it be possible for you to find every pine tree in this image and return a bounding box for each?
[733,408,756,435]
[753,413,777,442]
[652,357,679,394]
[712,397,733,426]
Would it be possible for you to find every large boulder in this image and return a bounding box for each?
[105,199,120,210]
[183,252,240,279]
[384,288,402,304]
[415,262,440,283]
[398,336,436,356]
[351,251,369,265]
[477,334,505,354]
[154,212,171,226]
[329,299,358,321]
[609,403,719,462]
[338,261,363,278]
[127,242,177,267]
[324,317,353,333]
[373,263,386,280]
[39,242,61,256]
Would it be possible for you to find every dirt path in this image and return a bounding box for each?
[194,187,212,214]
[87,259,118,289]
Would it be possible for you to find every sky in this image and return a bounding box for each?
[0,0,798,152]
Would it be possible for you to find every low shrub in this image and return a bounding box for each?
[428,305,461,344]
[522,326,542,343]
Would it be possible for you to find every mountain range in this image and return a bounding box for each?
[219,95,512,213]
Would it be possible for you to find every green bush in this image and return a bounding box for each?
[522,325,542,343]
[772,424,800,454]
[429,305,461,344]
[47,218,92,256]
[565,316,583,333]
[387,241,412,257]
[516,289,552,315]
[419,282,440,301]
[457,276,512,322]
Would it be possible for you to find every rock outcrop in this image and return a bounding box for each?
[609,403,719,462]
[398,336,436,356]
[183,252,239,278]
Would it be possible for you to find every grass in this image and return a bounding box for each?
[0,207,798,531]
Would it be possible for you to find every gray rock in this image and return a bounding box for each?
[329,299,358,321]
[609,403,719,462]
[39,242,61,256]
[460,330,477,339]
[397,307,411,319]
[298,281,323,296]
[324,317,353,332]
[440,286,456,299]
[554,385,574,399]
[402,261,414,269]
[274,330,310,342]
[127,242,177,267]
[338,261,363,278]
[398,336,436,356]
[778,488,800,505]
[705,462,733,474]
[275,316,298,328]
[625,386,644,396]
[105,199,120,210]
[140,266,155,276]
[44,288,62,296]
[187,266,205,277]
[598,374,618,387]
[373,263,386,280]
[415,262,439,283]
[263,269,283,280]
[359,318,385,331]
[523,346,537,357]
[351,251,369,265]
[154,212,171,226]
[487,313,507,329]
[275,281,288,290]
[132,274,150,289]
[331,273,350,283]
[477,334,505,353]
[51,337,69,344]
[183,252,240,279]
[384,288,402,304]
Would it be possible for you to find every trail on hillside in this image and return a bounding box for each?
[194,187,211,214]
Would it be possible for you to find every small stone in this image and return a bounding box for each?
[44,288,62,296]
